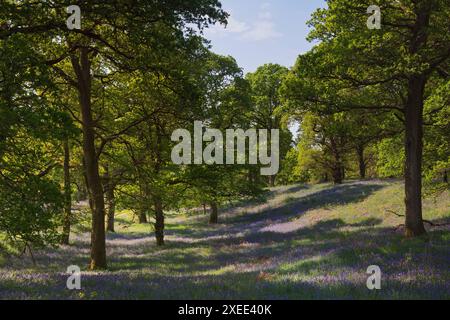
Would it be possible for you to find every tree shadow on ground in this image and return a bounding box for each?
[3,180,448,299]
[269,184,311,197]
[2,221,448,299]
[166,182,385,241]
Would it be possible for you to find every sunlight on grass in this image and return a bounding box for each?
[1,181,449,299]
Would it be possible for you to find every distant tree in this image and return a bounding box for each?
[246,64,293,186]
[183,54,264,224]
[423,79,450,194]
[283,0,450,237]
[297,112,353,184]
[276,147,309,185]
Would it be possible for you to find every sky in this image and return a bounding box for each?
[204,0,327,74]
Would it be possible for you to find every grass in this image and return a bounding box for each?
[0,180,449,299]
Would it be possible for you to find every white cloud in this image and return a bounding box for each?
[241,19,282,41]
[207,14,249,36]
[206,4,282,42]
[261,2,271,11]
[240,3,282,41]
[226,16,250,33]
[258,11,272,20]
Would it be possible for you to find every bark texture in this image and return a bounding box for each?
[209,202,219,224]
[62,139,71,245]
[71,47,107,269]
[154,196,165,246]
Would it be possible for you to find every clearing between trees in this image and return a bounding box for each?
[1,180,449,299]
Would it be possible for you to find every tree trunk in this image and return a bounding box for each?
[62,139,71,245]
[269,175,276,187]
[138,182,149,224]
[106,188,116,233]
[330,138,343,184]
[248,167,259,185]
[139,211,148,224]
[248,168,254,184]
[443,171,448,184]
[137,180,149,222]
[402,1,435,237]
[357,145,366,179]
[71,47,107,269]
[81,157,94,210]
[404,75,427,237]
[332,164,343,184]
[76,174,89,202]
[402,0,433,238]
[154,196,165,246]
[104,166,116,233]
[209,202,218,224]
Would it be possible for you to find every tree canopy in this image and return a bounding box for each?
[1,0,448,273]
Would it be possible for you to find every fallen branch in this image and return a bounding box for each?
[386,210,450,228]
[386,209,404,218]
[422,220,450,227]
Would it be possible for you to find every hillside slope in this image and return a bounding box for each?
[1,180,449,299]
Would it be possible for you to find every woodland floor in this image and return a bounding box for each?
[1,180,449,299]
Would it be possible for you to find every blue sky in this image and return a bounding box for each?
[204,0,327,74]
